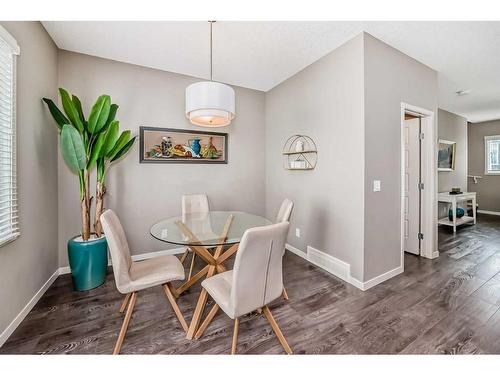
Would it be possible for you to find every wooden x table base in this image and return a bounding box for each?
[174,215,238,340]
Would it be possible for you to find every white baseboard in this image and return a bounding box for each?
[307,246,351,282]
[357,265,404,291]
[0,269,59,347]
[285,243,307,260]
[477,209,500,216]
[285,243,403,291]
[0,247,185,347]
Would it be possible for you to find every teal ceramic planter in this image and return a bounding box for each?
[67,235,108,291]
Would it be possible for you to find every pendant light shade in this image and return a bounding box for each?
[185,81,235,127]
[185,21,235,127]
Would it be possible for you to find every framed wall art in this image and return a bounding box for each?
[438,139,456,171]
[139,126,228,164]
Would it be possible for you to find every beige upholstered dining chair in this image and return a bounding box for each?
[276,198,294,300]
[180,194,210,278]
[100,209,188,355]
[196,222,293,354]
[276,198,294,224]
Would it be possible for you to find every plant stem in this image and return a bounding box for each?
[94,181,105,237]
[81,169,91,241]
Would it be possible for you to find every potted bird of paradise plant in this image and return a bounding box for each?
[43,89,136,291]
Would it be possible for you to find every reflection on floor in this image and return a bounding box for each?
[1,214,500,354]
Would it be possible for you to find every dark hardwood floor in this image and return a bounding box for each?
[2,214,500,354]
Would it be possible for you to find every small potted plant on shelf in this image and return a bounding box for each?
[43,89,136,291]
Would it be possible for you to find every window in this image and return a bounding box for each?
[0,26,20,246]
[485,135,500,175]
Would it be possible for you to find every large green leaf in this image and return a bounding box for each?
[42,98,69,131]
[87,95,111,134]
[59,88,84,133]
[101,120,120,157]
[105,104,119,128]
[71,94,86,124]
[107,130,131,159]
[111,136,136,162]
[87,131,106,169]
[97,158,105,182]
[60,125,86,174]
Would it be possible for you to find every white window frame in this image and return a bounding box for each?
[0,26,20,247]
[484,135,500,175]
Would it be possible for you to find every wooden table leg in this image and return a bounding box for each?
[185,215,234,339]
[187,287,211,339]
[174,264,210,297]
[195,303,219,339]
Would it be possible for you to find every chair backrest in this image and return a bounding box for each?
[182,194,210,215]
[100,209,132,293]
[276,198,294,223]
[230,222,290,317]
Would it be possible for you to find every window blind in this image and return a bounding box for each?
[0,31,19,246]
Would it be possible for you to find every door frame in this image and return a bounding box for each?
[400,102,439,262]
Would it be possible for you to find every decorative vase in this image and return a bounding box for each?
[189,138,202,156]
[448,207,465,221]
[67,235,108,291]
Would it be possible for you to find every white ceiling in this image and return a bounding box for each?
[42,21,500,123]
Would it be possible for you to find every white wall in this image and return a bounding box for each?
[363,33,438,281]
[57,51,266,266]
[265,34,366,280]
[0,22,58,338]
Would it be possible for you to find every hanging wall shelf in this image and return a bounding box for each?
[282,135,317,170]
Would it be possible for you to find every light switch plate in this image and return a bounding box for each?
[295,228,301,238]
[373,180,381,192]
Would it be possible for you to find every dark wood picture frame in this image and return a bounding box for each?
[139,126,228,164]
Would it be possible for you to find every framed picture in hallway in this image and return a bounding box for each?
[438,139,456,171]
[139,126,228,164]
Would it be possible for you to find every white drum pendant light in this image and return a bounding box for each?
[186,21,235,127]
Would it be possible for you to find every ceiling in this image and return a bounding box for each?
[42,21,500,123]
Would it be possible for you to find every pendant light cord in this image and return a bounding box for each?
[209,20,214,81]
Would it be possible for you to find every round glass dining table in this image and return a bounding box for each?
[150,211,272,339]
[150,211,272,247]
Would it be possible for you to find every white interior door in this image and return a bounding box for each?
[404,117,421,255]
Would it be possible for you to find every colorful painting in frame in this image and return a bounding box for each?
[139,126,228,164]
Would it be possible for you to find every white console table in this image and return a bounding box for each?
[438,192,476,233]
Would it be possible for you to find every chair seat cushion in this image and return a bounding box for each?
[121,255,185,293]
[201,270,235,318]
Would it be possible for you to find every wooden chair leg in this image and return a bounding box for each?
[262,306,292,354]
[231,318,239,355]
[119,293,131,313]
[113,292,137,355]
[188,252,196,280]
[180,248,190,264]
[195,303,219,339]
[163,283,188,332]
[282,287,289,300]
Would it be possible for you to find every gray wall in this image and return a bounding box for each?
[438,109,468,192]
[437,109,468,218]
[265,34,366,280]
[468,119,500,212]
[363,33,438,281]
[0,22,58,336]
[57,51,266,266]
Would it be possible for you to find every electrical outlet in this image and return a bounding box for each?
[373,180,381,192]
[295,228,301,238]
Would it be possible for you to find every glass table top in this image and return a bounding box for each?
[150,211,272,246]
